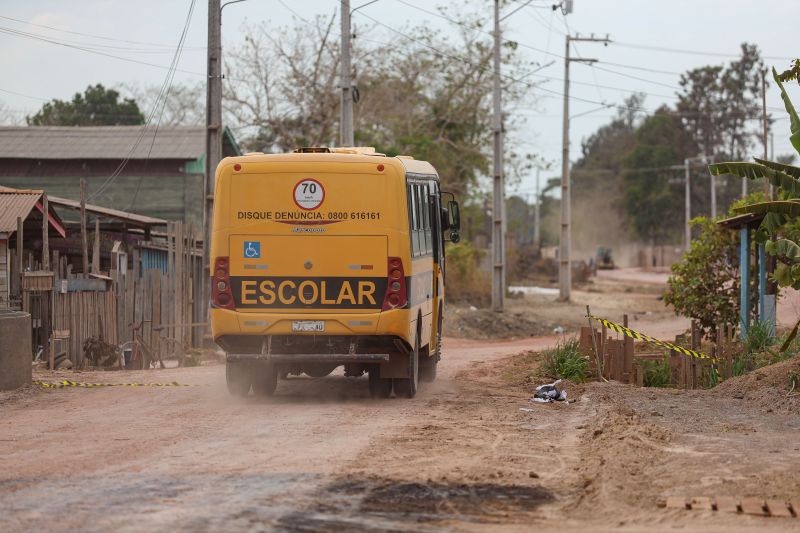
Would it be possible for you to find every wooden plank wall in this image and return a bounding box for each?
[45,220,200,370]
[53,290,117,368]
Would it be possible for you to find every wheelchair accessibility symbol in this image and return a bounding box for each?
[244,241,260,258]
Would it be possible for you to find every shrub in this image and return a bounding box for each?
[640,358,671,387]
[541,338,589,383]
[663,217,740,337]
[445,240,490,306]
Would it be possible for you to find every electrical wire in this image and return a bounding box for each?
[613,40,794,62]
[0,14,205,50]
[0,25,205,77]
[88,0,197,203]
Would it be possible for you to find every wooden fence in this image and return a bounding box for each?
[47,221,201,369]
[53,290,117,368]
[580,319,736,389]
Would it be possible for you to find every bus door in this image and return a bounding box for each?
[429,184,444,349]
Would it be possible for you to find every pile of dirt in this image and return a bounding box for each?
[444,306,558,340]
[713,354,800,413]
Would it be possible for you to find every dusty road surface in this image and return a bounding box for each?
[2,271,798,532]
[4,333,800,532]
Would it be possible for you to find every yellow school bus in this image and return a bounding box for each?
[209,147,460,398]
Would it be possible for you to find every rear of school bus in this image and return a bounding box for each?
[210,147,449,398]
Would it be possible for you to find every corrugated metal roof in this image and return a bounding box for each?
[48,195,168,228]
[0,126,205,160]
[0,190,42,233]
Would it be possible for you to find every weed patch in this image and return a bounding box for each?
[540,338,589,383]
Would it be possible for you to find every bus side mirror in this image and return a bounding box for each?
[441,207,451,231]
[447,200,461,243]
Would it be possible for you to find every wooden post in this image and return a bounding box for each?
[80,179,89,276]
[92,218,100,273]
[175,222,184,366]
[167,222,174,345]
[623,314,633,383]
[41,194,49,271]
[16,216,23,287]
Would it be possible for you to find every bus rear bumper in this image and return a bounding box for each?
[226,352,390,363]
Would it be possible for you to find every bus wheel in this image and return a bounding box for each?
[394,330,420,398]
[252,362,278,397]
[368,365,393,398]
[420,310,442,383]
[226,360,251,397]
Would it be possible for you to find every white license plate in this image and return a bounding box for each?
[292,320,325,332]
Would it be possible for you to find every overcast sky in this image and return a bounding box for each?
[0,0,797,196]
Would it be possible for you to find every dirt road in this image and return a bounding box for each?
[4,329,800,532]
[0,335,555,532]
[3,269,799,531]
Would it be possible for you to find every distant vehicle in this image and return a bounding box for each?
[596,247,615,270]
[209,146,460,399]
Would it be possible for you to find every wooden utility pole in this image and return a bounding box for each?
[41,195,49,271]
[16,216,23,279]
[560,34,610,301]
[340,0,354,146]
[491,0,505,312]
[80,179,89,276]
[92,218,100,273]
[204,0,222,328]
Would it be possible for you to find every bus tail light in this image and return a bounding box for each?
[382,257,407,311]
[212,257,236,310]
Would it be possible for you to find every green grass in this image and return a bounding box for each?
[745,319,777,354]
[640,357,672,387]
[541,338,589,383]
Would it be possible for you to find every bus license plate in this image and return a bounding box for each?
[292,320,325,332]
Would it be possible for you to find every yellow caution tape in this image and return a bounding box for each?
[33,380,198,389]
[588,316,716,362]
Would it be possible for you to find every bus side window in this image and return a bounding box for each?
[410,183,421,257]
[414,184,424,256]
[422,184,432,255]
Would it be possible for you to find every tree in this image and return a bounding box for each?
[623,106,697,244]
[677,43,764,161]
[121,82,204,126]
[663,217,740,336]
[223,7,536,196]
[572,93,645,197]
[27,84,144,126]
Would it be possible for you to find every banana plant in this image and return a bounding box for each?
[707,67,800,289]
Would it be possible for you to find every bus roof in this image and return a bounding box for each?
[223,148,439,178]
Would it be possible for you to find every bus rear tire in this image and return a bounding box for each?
[368,365,393,398]
[226,360,251,397]
[420,309,442,383]
[252,362,278,397]
[394,330,420,398]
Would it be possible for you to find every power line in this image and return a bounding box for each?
[0,14,205,50]
[0,25,206,77]
[613,40,794,62]
[89,0,197,202]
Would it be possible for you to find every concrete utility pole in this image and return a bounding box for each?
[533,168,541,248]
[560,33,610,302]
[340,0,354,146]
[684,159,691,249]
[491,0,505,312]
[204,0,222,327]
[762,68,770,196]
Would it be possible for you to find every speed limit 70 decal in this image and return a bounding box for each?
[293,178,325,210]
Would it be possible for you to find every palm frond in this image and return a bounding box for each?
[709,162,800,197]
